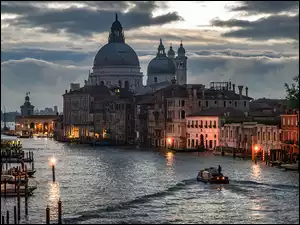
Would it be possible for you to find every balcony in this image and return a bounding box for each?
[213,125,217,128]
[191,125,194,128]
[204,125,208,128]
[187,125,191,128]
[195,125,198,128]
[209,125,212,128]
[199,125,203,128]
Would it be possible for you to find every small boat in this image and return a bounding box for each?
[197,167,229,184]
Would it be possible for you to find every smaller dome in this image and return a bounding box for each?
[167,45,175,57]
[147,56,176,75]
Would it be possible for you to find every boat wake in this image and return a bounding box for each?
[62,178,298,224]
[63,178,197,224]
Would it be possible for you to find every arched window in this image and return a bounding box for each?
[181,110,185,119]
[118,80,122,88]
[154,77,158,83]
[125,81,129,89]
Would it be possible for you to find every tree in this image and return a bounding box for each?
[284,74,299,109]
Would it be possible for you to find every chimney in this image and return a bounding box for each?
[245,86,248,97]
[232,84,236,93]
[238,85,243,99]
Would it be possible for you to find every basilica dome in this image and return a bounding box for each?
[93,14,140,68]
[94,43,139,68]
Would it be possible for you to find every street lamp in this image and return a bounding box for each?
[253,145,259,163]
[50,157,56,182]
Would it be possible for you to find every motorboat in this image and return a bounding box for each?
[197,167,229,184]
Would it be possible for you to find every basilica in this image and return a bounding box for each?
[85,13,187,93]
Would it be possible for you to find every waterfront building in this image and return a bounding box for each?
[220,122,281,157]
[20,93,34,116]
[15,115,57,135]
[53,114,64,141]
[280,109,299,162]
[91,87,136,144]
[186,107,245,150]
[139,80,252,149]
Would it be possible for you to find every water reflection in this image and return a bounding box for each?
[166,152,174,166]
[251,163,262,181]
[48,182,60,220]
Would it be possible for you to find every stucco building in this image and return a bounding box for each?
[280,109,299,162]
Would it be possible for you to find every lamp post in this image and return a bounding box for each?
[50,157,56,182]
[253,145,259,164]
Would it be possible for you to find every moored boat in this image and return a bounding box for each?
[197,167,229,184]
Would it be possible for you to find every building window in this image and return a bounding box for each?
[287,118,290,126]
[273,132,276,141]
[263,132,265,141]
[188,139,190,147]
[235,101,237,107]
[230,131,232,138]
[181,110,185,119]
[206,101,208,107]
[154,77,157,83]
[209,121,212,128]
[224,101,226,107]
[258,132,260,140]
[100,81,104,85]
[195,121,198,128]
[268,132,270,141]
[283,118,285,125]
[213,120,216,128]
[244,101,246,107]
[214,101,217,104]
[200,120,203,128]
[181,100,185,107]
[229,101,232,104]
[191,120,194,128]
[214,134,216,138]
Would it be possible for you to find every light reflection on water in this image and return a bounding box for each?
[48,182,61,220]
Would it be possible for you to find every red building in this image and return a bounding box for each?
[280,110,299,162]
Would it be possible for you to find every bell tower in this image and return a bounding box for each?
[175,40,187,85]
[20,92,35,116]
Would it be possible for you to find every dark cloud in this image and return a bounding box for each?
[231,1,299,15]
[2,1,183,36]
[212,14,299,40]
[1,49,91,63]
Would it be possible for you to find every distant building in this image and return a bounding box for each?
[280,109,299,162]
[15,115,57,135]
[54,106,58,115]
[20,93,34,116]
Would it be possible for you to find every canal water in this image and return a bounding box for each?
[1,138,299,224]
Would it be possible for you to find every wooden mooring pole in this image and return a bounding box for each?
[14,206,17,224]
[17,183,21,222]
[58,199,62,224]
[6,211,9,224]
[46,206,50,224]
[2,215,5,224]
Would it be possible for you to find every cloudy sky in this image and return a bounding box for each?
[1,1,299,112]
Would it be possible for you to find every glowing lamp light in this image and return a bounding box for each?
[167,138,172,144]
[254,145,259,152]
[50,157,56,166]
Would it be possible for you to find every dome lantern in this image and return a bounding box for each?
[108,13,125,43]
[177,40,186,56]
[157,38,166,57]
[167,44,175,59]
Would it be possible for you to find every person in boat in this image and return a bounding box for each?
[218,165,222,175]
